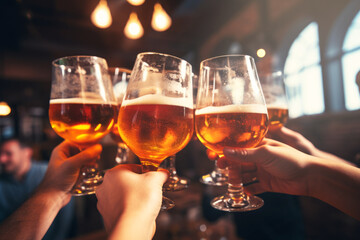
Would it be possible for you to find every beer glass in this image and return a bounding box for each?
[49,56,116,195]
[109,67,131,164]
[259,71,289,130]
[195,55,268,212]
[118,52,193,209]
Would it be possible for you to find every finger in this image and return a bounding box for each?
[54,141,81,156]
[144,170,169,185]
[67,144,102,168]
[223,146,271,164]
[111,164,143,174]
[206,149,218,161]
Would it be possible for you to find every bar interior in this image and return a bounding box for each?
[0,0,360,239]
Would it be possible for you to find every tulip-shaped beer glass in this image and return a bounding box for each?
[195,55,268,211]
[259,71,289,130]
[49,56,116,195]
[118,52,194,209]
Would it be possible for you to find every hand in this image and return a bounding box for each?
[96,164,168,238]
[269,127,354,166]
[222,138,316,196]
[37,141,102,206]
[267,127,316,155]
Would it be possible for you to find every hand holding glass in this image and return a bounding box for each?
[195,55,268,211]
[117,52,193,209]
[49,56,116,195]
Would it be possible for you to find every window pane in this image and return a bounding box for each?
[284,22,324,117]
[343,11,360,51]
[342,49,360,110]
[342,11,360,111]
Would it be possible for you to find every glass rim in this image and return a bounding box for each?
[137,52,192,68]
[52,55,107,67]
[200,54,255,66]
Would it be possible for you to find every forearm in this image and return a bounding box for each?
[109,210,155,240]
[309,158,360,220]
[311,148,356,166]
[0,190,65,240]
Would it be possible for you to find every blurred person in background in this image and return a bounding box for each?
[0,138,75,240]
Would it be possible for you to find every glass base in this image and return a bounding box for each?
[163,176,189,191]
[200,170,228,186]
[211,194,264,212]
[70,171,104,196]
[161,196,175,210]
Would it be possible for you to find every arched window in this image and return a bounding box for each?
[341,10,360,111]
[284,22,324,118]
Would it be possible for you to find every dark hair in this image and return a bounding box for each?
[0,137,31,149]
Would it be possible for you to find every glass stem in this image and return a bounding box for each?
[212,160,227,177]
[115,143,130,164]
[227,164,248,206]
[168,155,178,178]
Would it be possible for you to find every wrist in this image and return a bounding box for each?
[110,208,154,240]
[35,184,70,208]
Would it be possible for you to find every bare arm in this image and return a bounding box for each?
[269,127,355,166]
[222,138,360,220]
[0,190,66,240]
[96,164,168,240]
[0,142,102,240]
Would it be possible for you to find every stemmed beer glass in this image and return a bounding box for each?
[49,56,116,195]
[109,67,132,164]
[195,55,268,211]
[259,71,289,130]
[118,52,193,209]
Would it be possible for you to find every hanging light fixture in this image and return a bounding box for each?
[91,0,113,29]
[257,48,266,58]
[127,0,145,6]
[0,102,11,116]
[151,3,172,32]
[124,12,144,39]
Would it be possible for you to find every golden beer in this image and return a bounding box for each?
[267,105,288,130]
[49,99,116,147]
[118,95,194,166]
[195,104,268,155]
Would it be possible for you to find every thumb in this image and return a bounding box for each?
[223,146,268,164]
[67,144,103,168]
[144,169,169,185]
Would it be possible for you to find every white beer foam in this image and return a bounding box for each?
[50,98,117,105]
[122,94,193,109]
[266,104,288,110]
[196,104,267,115]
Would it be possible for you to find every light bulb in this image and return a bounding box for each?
[151,3,172,32]
[124,12,144,39]
[257,48,266,58]
[0,102,11,116]
[127,0,145,6]
[91,0,112,29]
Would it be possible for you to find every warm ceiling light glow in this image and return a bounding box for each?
[127,0,145,6]
[257,48,266,58]
[91,0,112,29]
[151,3,172,32]
[0,102,11,116]
[124,12,144,39]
